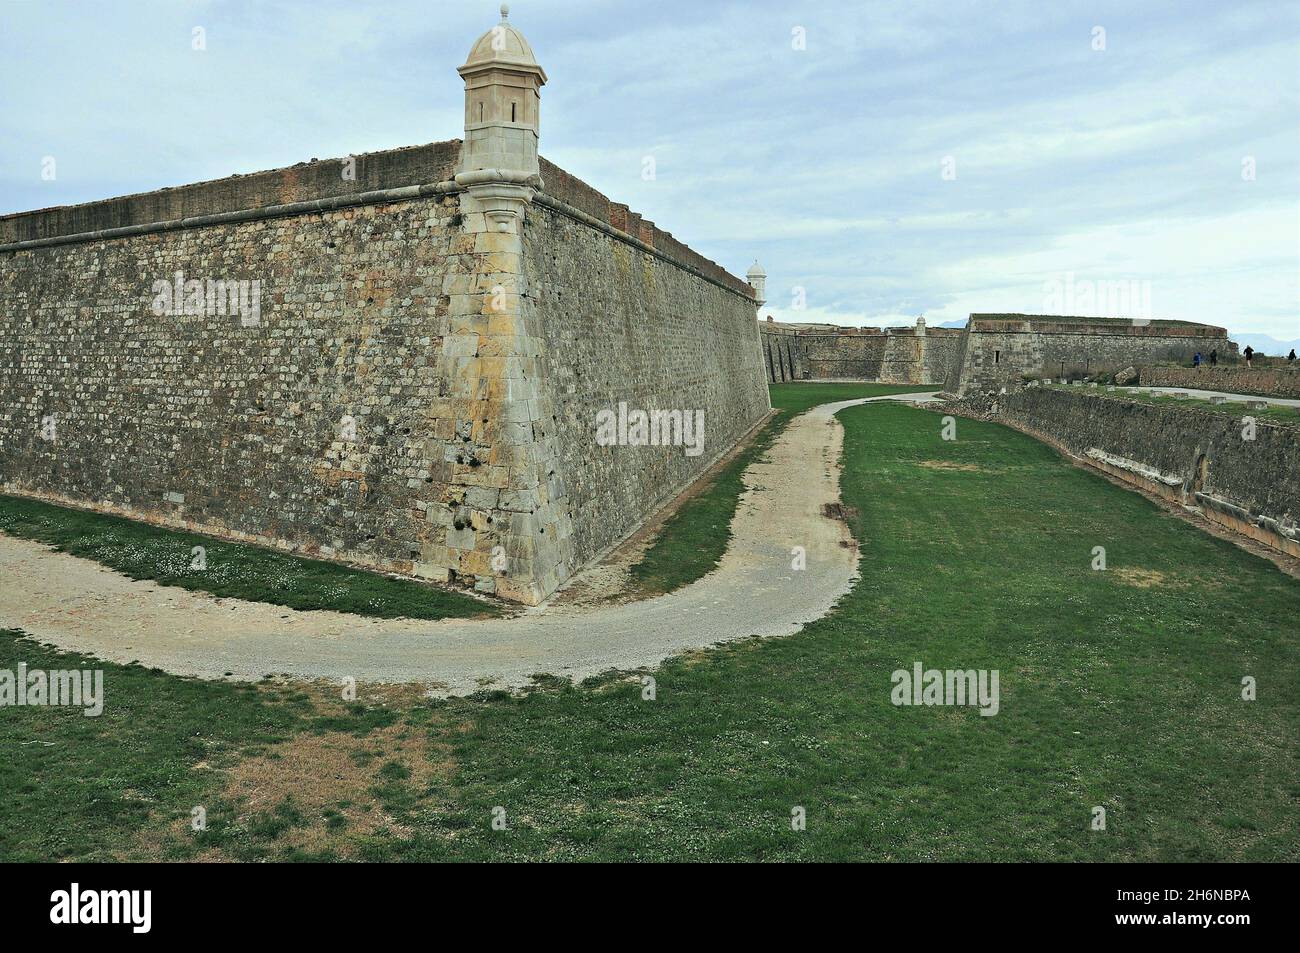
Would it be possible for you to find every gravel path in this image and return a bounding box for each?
[1129,386,1300,408]
[0,393,937,694]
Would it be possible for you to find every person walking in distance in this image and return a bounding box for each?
[1244,345,1254,368]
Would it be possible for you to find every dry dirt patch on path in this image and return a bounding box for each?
[0,394,936,694]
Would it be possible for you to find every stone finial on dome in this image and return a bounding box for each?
[460,5,546,80]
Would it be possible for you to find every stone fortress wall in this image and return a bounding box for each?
[800,330,885,379]
[1138,364,1300,400]
[0,156,466,586]
[0,13,770,605]
[759,317,961,385]
[759,313,1237,395]
[911,329,963,385]
[761,323,806,382]
[944,314,1236,395]
[523,201,768,567]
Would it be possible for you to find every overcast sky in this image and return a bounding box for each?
[2,0,1297,339]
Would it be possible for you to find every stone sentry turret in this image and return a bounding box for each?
[455,4,547,232]
[746,261,767,311]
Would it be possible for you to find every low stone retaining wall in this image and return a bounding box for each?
[953,387,1300,558]
[1139,364,1300,399]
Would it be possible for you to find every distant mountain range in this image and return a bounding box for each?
[1229,332,1300,356]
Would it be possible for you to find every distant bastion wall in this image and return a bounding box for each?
[945,315,1236,395]
[761,324,805,382]
[757,320,960,385]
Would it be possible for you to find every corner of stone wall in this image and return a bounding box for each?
[435,188,575,605]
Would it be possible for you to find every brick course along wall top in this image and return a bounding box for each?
[943,314,1237,395]
[0,10,773,606]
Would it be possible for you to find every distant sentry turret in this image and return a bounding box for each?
[746,260,767,309]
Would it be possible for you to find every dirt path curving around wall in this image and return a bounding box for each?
[0,394,936,694]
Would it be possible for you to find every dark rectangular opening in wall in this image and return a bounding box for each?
[995,350,1000,364]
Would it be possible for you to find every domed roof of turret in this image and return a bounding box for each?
[460,5,547,81]
[746,260,766,278]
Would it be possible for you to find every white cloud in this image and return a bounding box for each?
[1,0,1296,337]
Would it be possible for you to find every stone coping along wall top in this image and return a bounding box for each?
[968,313,1230,338]
[760,319,963,337]
[0,141,462,244]
[0,140,754,299]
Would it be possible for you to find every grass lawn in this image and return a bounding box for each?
[0,494,498,620]
[0,633,409,862]
[629,381,935,594]
[2,395,1296,861]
